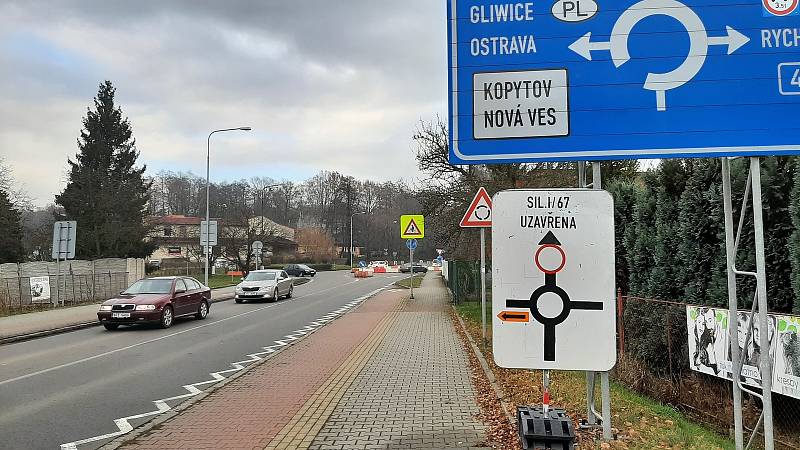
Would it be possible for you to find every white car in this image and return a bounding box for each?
[234,269,294,303]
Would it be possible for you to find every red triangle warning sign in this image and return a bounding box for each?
[404,219,423,236]
[460,187,492,228]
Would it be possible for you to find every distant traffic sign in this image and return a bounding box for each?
[406,239,418,250]
[51,221,76,260]
[448,0,800,163]
[251,240,263,255]
[460,187,493,228]
[400,215,425,239]
[492,189,616,371]
[200,220,218,247]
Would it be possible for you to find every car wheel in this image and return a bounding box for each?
[195,301,209,320]
[160,305,174,329]
[287,285,293,299]
[235,297,243,304]
[103,324,119,331]
[273,288,279,302]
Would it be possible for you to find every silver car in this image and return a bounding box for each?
[234,270,294,303]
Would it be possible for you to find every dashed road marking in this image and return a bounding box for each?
[60,282,395,449]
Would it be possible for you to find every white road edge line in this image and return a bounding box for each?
[59,281,396,449]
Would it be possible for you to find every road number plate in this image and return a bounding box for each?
[112,312,131,318]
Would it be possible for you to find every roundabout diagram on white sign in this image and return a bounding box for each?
[569,0,750,111]
[505,231,603,361]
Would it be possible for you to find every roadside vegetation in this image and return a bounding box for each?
[454,301,734,450]
[395,276,423,289]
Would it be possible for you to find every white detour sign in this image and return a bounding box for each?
[492,189,616,371]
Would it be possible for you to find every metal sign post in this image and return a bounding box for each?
[51,221,76,307]
[201,220,218,286]
[406,238,418,299]
[460,187,493,347]
[252,240,264,270]
[721,157,775,450]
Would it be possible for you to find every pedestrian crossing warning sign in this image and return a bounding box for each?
[400,215,425,239]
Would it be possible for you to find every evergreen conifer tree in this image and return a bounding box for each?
[56,81,154,258]
[0,188,24,263]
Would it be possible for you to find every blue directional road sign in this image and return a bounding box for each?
[359,260,367,268]
[406,239,418,250]
[448,0,800,164]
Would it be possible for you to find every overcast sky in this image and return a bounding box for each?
[0,1,447,206]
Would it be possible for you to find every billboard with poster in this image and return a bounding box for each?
[686,306,794,399]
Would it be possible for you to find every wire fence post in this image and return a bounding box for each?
[617,288,625,355]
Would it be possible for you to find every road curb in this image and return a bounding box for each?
[0,295,235,346]
[99,286,389,450]
[452,305,516,427]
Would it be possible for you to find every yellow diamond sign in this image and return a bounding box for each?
[400,215,425,239]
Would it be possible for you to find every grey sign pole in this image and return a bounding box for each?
[721,158,744,449]
[409,244,415,300]
[480,227,487,348]
[52,221,77,307]
[750,157,775,449]
[593,162,613,441]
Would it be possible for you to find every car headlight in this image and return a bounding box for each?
[235,287,244,294]
[135,304,157,311]
[99,305,112,311]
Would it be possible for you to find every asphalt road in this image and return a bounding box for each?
[0,271,407,450]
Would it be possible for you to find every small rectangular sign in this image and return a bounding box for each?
[473,69,569,140]
[200,220,218,247]
[400,215,425,239]
[51,221,77,260]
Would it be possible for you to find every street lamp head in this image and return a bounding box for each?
[239,127,252,131]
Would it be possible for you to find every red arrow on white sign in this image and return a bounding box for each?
[460,187,492,228]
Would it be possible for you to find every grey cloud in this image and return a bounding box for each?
[0,1,445,205]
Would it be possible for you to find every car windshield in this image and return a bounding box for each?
[244,272,277,281]
[123,279,173,294]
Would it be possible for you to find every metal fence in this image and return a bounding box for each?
[616,294,800,449]
[444,260,491,304]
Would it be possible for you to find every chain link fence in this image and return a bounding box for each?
[444,260,491,304]
[616,294,800,449]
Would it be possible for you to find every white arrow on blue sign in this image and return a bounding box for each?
[406,239,418,250]
[448,0,800,164]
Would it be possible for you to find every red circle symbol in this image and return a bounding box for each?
[764,0,798,16]
[535,244,566,274]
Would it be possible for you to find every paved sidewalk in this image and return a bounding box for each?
[0,286,234,342]
[306,274,487,450]
[117,273,488,450]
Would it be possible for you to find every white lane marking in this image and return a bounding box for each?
[0,279,360,387]
[61,283,394,449]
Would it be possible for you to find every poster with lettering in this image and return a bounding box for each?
[686,307,800,400]
[686,306,729,378]
[773,315,800,399]
[29,275,51,303]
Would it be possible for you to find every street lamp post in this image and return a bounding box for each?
[205,127,252,287]
[350,211,365,268]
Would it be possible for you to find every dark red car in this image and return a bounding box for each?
[97,276,211,330]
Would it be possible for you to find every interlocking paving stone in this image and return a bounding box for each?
[308,274,489,450]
